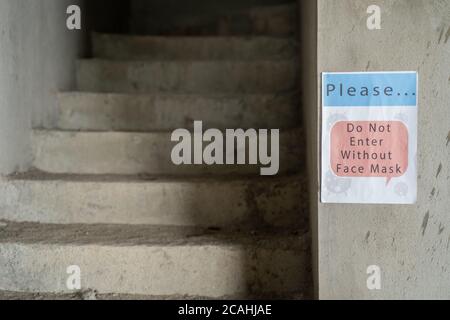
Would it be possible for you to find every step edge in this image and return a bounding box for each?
[0,222,310,249]
[0,289,311,300]
[2,170,307,184]
[92,31,298,42]
[76,57,299,64]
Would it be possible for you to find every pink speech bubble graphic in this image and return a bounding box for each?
[330,121,408,185]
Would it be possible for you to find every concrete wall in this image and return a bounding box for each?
[316,0,450,299]
[0,0,85,174]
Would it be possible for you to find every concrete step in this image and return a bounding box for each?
[56,92,300,131]
[92,33,298,61]
[130,0,295,16]
[131,2,298,36]
[76,59,298,94]
[31,129,304,175]
[0,290,310,300]
[0,222,311,298]
[0,173,307,227]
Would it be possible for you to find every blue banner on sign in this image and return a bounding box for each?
[323,72,417,107]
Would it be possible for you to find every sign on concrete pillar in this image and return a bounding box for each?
[321,72,418,204]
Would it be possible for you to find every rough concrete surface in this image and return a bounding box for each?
[56,92,300,131]
[0,222,311,298]
[76,59,299,94]
[131,1,297,36]
[0,0,85,174]
[317,0,450,299]
[31,129,304,175]
[0,290,308,301]
[0,173,308,227]
[0,0,311,300]
[93,33,298,61]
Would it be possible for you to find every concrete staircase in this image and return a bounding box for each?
[0,1,311,299]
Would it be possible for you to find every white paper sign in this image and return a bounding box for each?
[321,72,418,204]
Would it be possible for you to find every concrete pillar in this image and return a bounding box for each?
[310,0,450,299]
